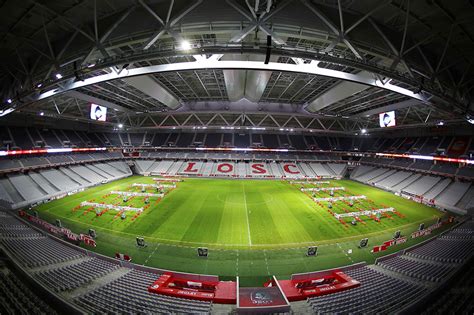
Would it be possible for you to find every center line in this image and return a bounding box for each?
[242,183,252,246]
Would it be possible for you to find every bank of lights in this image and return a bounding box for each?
[376,153,474,165]
[0,147,107,157]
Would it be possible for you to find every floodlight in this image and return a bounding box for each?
[55,73,63,79]
[179,40,192,50]
[466,115,474,125]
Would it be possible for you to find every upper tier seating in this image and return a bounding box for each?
[457,166,474,179]
[0,159,22,171]
[430,162,458,175]
[410,160,433,171]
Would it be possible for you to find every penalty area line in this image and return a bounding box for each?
[242,183,252,246]
[144,243,160,264]
[337,242,353,263]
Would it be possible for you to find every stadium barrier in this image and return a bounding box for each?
[277,271,360,301]
[148,272,237,304]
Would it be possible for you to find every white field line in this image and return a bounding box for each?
[242,183,252,246]
[44,208,433,249]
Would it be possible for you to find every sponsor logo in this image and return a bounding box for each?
[250,291,273,305]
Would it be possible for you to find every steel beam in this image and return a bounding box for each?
[28,60,428,109]
[65,90,134,114]
[306,79,369,113]
[122,75,181,109]
[354,99,423,117]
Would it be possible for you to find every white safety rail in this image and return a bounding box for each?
[333,207,395,219]
[109,191,163,198]
[80,201,143,213]
[301,187,345,192]
[152,178,182,182]
[313,195,367,202]
[132,183,176,188]
[289,181,330,185]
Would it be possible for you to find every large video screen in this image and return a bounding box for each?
[379,111,396,127]
[90,104,107,121]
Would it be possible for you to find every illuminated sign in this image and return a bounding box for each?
[379,111,396,127]
[90,104,107,121]
[196,147,289,152]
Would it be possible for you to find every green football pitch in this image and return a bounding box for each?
[33,176,449,286]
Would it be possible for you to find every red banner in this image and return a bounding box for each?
[80,234,97,247]
[26,214,95,247]
[411,222,442,239]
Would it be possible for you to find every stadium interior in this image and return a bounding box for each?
[0,0,473,313]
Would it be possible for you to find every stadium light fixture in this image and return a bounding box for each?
[361,129,367,134]
[39,111,44,116]
[179,40,192,50]
[118,123,124,128]
[55,73,63,79]
[437,121,444,126]
[36,83,42,88]
[6,98,12,104]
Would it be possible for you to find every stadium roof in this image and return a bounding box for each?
[0,0,473,133]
